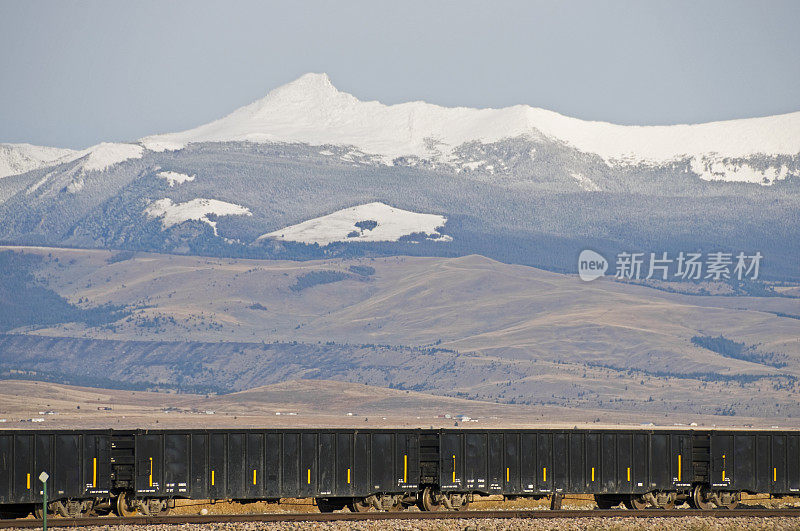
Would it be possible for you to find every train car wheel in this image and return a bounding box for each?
[415,495,426,511]
[115,493,137,517]
[348,498,373,512]
[421,487,446,511]
[691,485,714,511]
[623,495,648,510]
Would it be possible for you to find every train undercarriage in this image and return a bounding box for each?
[0,480,758,519]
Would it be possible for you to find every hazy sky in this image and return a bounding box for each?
[1,0,799,149]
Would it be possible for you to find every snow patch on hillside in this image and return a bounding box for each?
[157,170,195,186]
[144,198,251,235]
[690,158,790,184]
[258,202,451,245]
[0,143,78,179]
[571,172,601,191]
[140,73,800,185]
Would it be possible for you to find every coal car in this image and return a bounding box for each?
[1,427,798,518]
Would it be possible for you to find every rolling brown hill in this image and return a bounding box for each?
[1,245,799,419]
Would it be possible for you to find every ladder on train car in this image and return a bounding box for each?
[110,434,136,490]
[692,433,711,485]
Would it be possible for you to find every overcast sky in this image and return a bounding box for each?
[1,0,799,149]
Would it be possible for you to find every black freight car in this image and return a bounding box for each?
[1,427,799,518]
[0,430,113,518]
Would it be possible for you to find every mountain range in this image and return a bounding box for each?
[1,75,799,419]
[0,73,798,279]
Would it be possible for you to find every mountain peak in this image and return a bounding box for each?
[284,72,335,93]
[254,72,350,108]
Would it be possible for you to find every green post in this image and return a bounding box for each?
[38,471,49,531]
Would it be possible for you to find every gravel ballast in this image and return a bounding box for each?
[8,517,799,530]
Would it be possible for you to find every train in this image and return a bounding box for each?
[1,427,798,518]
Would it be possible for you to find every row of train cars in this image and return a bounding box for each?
[1,427,799,518]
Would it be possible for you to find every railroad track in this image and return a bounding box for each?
[2,508,800,528]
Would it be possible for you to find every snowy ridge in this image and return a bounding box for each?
[0,142,143,179]
[145,198,251,235]
[258,202,451,245]
[0,143,78,179]
[141,73,800,184]
[75,142,144,172]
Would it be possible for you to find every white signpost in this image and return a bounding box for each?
[39,471,49,531]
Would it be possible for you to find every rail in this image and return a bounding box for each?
[1,508,800,528]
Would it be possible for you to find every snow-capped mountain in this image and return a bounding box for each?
[0,143,77,179]
[258,202,451,245]
[4,73,799,184]
[140,73,800,184]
